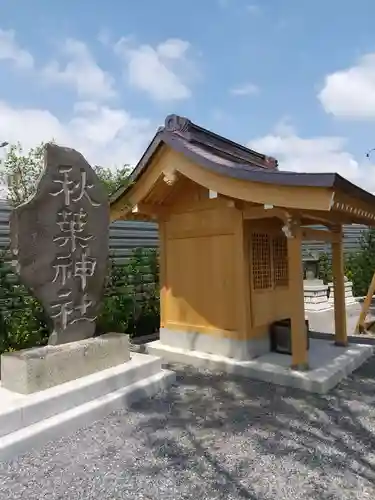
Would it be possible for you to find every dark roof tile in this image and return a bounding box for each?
[110,114,375,208]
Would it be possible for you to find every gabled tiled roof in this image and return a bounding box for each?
[110,114,375,207]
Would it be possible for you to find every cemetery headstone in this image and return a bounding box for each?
[9,143,110,345]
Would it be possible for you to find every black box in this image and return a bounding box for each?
[270,318,310,355]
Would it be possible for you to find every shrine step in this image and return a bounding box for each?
[0,354,176,461]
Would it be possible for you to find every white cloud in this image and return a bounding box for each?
[42,38,116,101]
[115,37,195,101]
[218,0,230,7]
[318,53,375,119]
[0,100,154,169]
[246,4,261,15]
[248,120,375,192]
[0,30,156,172]
[0,29,34,69]
[230,83,259,96]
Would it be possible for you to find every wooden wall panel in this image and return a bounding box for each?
[251,288,292,327]
[163,206,239,334]
[165,234,236,332]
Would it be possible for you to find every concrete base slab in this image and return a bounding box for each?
[0,353,175,461]
[146,339,373,394]
[304,304,333,313]
[160,327,269,360]
[1,333,131,394]
[306,300,368,335]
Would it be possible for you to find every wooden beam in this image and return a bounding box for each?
[112,202,166,222]
[299,212,337,227]
[110,206,124,222]
[331,226,348,346]
[355,273,375,334]
[164,196,236,215]
[131,203,167,217]
[243,206,289,221]
[301,227,339,243]
[243,207,340,236]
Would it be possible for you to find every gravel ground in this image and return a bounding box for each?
[1,360,375,500]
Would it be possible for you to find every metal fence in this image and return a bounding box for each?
[301,224,367,257]
[0,201,368,258]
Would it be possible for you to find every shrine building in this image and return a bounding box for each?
[110,114,375,391]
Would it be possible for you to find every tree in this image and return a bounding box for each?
[346,228,375,297]
[1,143,45,207]
[92,164,131,197]
[0,142,130,207]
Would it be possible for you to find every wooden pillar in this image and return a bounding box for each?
[158,219,167,328]
[331,225,348,346]
[287,222,309,370]
[234,214,251,340]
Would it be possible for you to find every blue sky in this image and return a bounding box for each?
[1,0,375,190]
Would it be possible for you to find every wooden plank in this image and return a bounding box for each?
[356,272,375,333]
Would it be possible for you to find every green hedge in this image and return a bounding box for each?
[0,247,160,355]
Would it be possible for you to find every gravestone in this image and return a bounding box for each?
[9,143,110,345]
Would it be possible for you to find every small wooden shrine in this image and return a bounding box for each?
[110,114,375,370]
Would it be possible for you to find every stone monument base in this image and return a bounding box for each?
[303,279,332,313]
[328,280,357,307]
[0,351,175,461]
[1,333,131,395]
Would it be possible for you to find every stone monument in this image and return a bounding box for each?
[328,275,357,307]
[10,143,109,345]
[1,143,131,394]
[303,252,332,313]
[0,143,175,461]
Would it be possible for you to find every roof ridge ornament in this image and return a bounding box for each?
[164,114,191,133]
[264,155,278,170]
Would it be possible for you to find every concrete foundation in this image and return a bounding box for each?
[1,333,131,394]
[0,352,175,461]
[160,327,270,361]
[303,279,332,313]
[146,338,373,394]
[328,280,357,307]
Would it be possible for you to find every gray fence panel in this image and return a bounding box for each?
[301,224,367,257]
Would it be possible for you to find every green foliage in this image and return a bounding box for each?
[125,248,160,338]
[317,228,375,297]
[95,259,134,335]
[345,228,375,297]
[93,164,131,197]
[0,253,50,354]
[318,253,332,284]
[1,143,45,207]
[0,248,160,355]
[97,248,160,338]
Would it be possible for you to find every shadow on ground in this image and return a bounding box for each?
[2,356,375,499]
[124,359,375,499]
